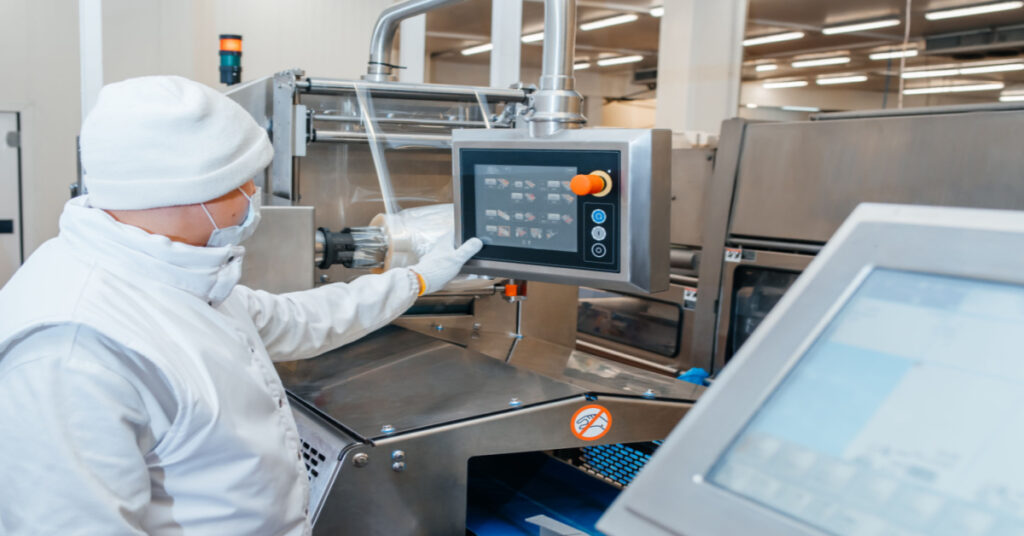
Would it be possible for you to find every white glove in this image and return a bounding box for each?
[409,233,483,295]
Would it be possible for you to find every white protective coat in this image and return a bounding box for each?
[0,197,420,535]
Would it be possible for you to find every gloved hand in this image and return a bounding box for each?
[409,233,483,295]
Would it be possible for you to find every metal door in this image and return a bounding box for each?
[0,112,21,287]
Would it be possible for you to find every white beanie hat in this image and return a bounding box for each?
[80,75,273,210]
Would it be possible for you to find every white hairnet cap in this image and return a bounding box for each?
[80,75,273,210]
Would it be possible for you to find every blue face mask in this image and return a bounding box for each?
[201,187,262,247]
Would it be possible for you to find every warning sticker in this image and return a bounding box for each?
[571,404,613,441]
[724,247,743,263]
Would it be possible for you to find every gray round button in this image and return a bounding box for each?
[591,243,607,258]
[590,226,607,241]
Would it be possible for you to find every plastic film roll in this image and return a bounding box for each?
[370,203,455,271]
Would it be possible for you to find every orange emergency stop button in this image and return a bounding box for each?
[570,170,612,197]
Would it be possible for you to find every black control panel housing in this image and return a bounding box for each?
[459,148,621,273]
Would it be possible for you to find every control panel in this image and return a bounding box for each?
[453,128,670,293]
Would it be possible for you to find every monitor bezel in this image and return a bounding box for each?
[599,203,1024,536]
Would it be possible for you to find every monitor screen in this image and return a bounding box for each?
[473,164,579,253]
[709,268,1024,535]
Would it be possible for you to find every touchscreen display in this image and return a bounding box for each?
[474,164,579,253]
[710,269,1024,535]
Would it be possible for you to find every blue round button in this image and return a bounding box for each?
[591,209,607,224]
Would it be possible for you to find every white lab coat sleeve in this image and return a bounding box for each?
[238,267,421,361]
[0,330,157,535]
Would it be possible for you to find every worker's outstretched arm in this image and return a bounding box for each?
[241,236,482,362]
[0,326,161,535]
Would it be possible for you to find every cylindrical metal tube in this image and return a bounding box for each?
[366,0,470,82]
[529,0,586,136]
[313,130,451,146]
[312,114,488,128]
[299,78,527,103]
[670,249,700,271]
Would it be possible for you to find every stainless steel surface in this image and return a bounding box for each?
[712,248,812,373]
[670,148,715,248]
[275,326,587,438]
[290,401,357,522]
[310,394,693,535]
[271,70,302,200]
[813,101,1024,121]
[365,0,470,82]
[730,110,1024,244]
[529,0,586,136]
[600,204,1024,536]
[690,119,749,372]
[669,248,698,271]
[312,113,487,128]
[313,129,452,146]
[239,205,315,292]
[452,127,671,293]
[301,78,527,103]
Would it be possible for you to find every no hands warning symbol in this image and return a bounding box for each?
[571,404,612,441]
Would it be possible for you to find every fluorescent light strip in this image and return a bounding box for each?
[903,82,1005,95]
[650,6,664,17]
[763,80,808,89]
[817,75,868,85]
[822,18,900,35]
[461,43,493,56]
[743,31,805,47]
[1000,95,1024,101]
[782,105,821,112]
[869,49,918,60]
[925,1,1023,20]
[574,62,591,70]
[521,32,544,43]
[902,63,1023,78]
[960,63,1024,74]
[596,55,644,67]
[580,14,638,31]
[745,103,759,108]
[791,56,851,68]
[755,64,779,72]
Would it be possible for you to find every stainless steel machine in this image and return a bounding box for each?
[228,1,697,534]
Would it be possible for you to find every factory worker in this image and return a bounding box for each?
[0,76,481,535]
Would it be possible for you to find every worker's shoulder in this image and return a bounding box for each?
[0,324,176,400]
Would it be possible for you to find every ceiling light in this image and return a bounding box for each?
[756,64,779,72]
[817,75,868,85]
[745,103,759,108]
[902,62,1023,78]
[869,49,918,60]
[782,105,821,112]
[1000,95,1024,101]
[822,18,901,35]
[903,82,1005,95]
[925,1,1023,20]
[521,32,544,43]
[743,31,805,47]
[574,62,591,70]
[959,63,1024,74]
[763,80,808,89]
[461,43,493,56]
[650,6,664,17]
[791,56,851,68]
[580,14,639,31]
[596,55,644,66]
[902,68,960,79]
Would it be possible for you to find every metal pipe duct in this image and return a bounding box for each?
[366,0,469,82]
[529,0,586,136]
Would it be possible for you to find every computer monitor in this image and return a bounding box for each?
[599,204,1024,536]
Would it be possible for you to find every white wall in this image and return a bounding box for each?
[0,0,82,256]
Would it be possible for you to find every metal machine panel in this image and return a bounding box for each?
[239,206,315,293]
[275,326,586,439]
[0,112,20,286]
[453,128,671,294]
[600,204,1024,536]
[670,148,714,248]
[730,110,1024,243]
